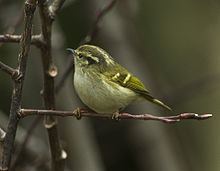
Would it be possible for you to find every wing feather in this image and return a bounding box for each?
[103,64,149,95]
[102,64,171,111]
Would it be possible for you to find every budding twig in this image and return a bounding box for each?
[0,61,17,77]
[19,108,212,123]
[38,0,66,170]
[0,34,43,47]
[1,0,37,170]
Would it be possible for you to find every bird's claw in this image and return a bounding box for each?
[111,112,120,121]
[74,108,82,120]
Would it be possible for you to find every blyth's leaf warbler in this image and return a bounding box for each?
[67,45,171,119]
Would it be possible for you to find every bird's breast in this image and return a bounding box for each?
[74,68,137,114]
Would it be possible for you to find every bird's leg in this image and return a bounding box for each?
[74,108,95,120]
[111,111,120,121]
[74,107,82,120]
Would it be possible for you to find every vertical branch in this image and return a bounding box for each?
[38,0,66,170]
[0,0,37,170]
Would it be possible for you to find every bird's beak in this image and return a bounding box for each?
[66,48,77,57]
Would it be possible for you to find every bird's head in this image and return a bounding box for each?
[67,45,114,71]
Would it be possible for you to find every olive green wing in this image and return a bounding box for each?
[103,65,148,92]
[103,66,171,111]
[112,72,150,94]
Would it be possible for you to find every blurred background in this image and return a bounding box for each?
[0,0,219,171]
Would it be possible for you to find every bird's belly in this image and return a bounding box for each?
[74,71,137,114]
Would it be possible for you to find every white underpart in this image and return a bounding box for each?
[74,68,137,114]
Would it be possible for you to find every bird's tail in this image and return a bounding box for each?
[143,94,172,111]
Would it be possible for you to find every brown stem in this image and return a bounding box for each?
[0,0,37,170]
[0,61,17,77]
[0,34,43,47]
[19,108,213,123]
[38,0,66,170]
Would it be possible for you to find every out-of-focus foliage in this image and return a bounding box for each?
[0,0,218,171]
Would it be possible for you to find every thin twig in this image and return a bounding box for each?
[38,0,66,170]
[55,0,117,93]
[0,61,17,77]
[11,0,67,168]
[19,108,213,123]
[0,0,37,171]
[0,34,43,47]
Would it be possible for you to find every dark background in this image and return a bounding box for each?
[0,0,218,171]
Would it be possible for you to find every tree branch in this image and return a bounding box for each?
[0,34,43,47]
[38,0,66,170]
[19,108,213,123]
[0,61,17,77]
[55,0,117,93]
[0,0,37,170]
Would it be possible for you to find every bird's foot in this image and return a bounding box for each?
[111,112,120,121]
[74,108,82,120]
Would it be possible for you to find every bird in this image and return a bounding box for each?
[67,44,171,119]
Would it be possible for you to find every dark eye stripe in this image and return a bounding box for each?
[87,57,97,65]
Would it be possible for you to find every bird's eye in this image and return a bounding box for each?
[78,54,83,59]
